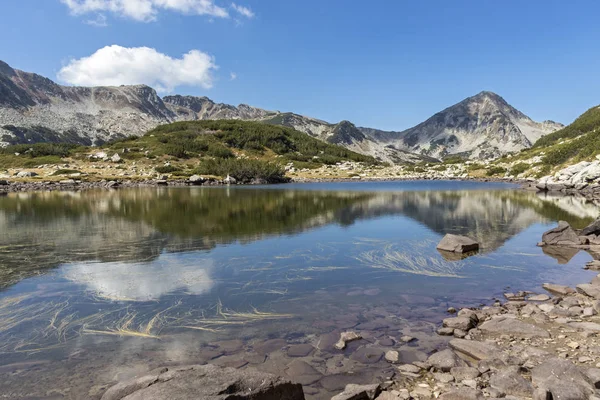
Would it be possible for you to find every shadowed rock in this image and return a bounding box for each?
[100,364,305,400]
[541,221,580,246]
[541,245,580,264]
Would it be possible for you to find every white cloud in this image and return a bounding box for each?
[229,72,237,80]
[231,2,254,18]
[85,13,108,27]
[60,0,253,22]
[57,45,217,93]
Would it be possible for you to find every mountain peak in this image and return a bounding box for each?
[0,60,16,77]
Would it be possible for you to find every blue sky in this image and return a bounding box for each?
[1,0,599,130]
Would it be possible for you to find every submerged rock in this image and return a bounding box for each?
[436,234,479,253]
[332,383,381,400]
[334,331,362,350]
[100,364,305,400]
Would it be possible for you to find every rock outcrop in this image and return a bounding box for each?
[100,364,305,400]
[436,234,480,253]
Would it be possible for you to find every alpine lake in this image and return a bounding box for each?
[0,181,598,399]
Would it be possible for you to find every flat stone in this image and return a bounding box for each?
[284,359,322,385]
[436,234,479,253]
[427,349,466,372]
[400,335,415,343]
[449,339,500,361]
[528,294,550,301]
[100,364,304,400]
[542,221,581,246]
[331,383,382,400]
[478,316,550,338]
[378,337,395,346]
[244,353,267,364]
[568,322,600,332]
[254,338,287,355]
[351,347,384,364]
[538,303,555,313]
[438,389,484,400]
[397,364,421,374]
[543,283,576,296]
[437,327,455,336]
[216,339,244,353]
[577,284,600,299]
[287,344,314,357]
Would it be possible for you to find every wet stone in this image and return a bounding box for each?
[351,347,384,364]
[243,352,266,364]
[287,344,314,357]
[253,338,287,355]
[215,339,244,353]
[379,337,395,346]
[285,359,322,385]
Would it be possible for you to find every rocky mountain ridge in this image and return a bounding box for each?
[360,91,563,159]
[0,60,561,162]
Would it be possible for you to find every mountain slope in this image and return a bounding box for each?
[360,91,563,159]
[0,60,560,163]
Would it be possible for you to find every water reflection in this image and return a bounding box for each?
[1,183,599,399]
[0,185,598,289]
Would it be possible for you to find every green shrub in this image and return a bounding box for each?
[155,165,181,174]
[194,158,288,183]
[509,163,529,176]
[534,105,600,148]
[0,143,77,158]
[486,166,506,176]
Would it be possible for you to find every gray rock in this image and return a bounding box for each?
[577,284,600,299]
[479,316,550,338]
[568,321,600,332]
[350,347,384,364]
[284,360,322,385]
[0,180,8,185]
[541,221,581,246]
[542,283,576,296]
[438,389,484,400]
[286,344,314,357]
[450,367,480,381]
[111,153,121,163]
[436,234,479,253]
[449,339,500,361]
[427,349,467,372]
[335,331,362,350]
[397,364,420,374]
[385,350,399,363]
[433,372,455,383]
[582,218,600,236]
[224,175,237,184]
[100,364,304,400]
[531,357,595,400]
[489,367,533,397]
[16,171,37,178]
[188,174,205,184]
[437,327,455,336]
[528,294,550,301]
[443,316,475,331]
[332,383,381,400]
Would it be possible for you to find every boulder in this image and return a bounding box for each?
[478,316,550,338]
[541,221,581,246]
[443,316,475,331]
[331,384,381,400]
[436,234,479,253]
[427,349,467,372]
[0,180,8,185]
[111,153,121,163]
[582,218,600,236]
[188,175,205,185]
[16,171,37,178]
[224,175,237,185]
[100,364,305,400]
